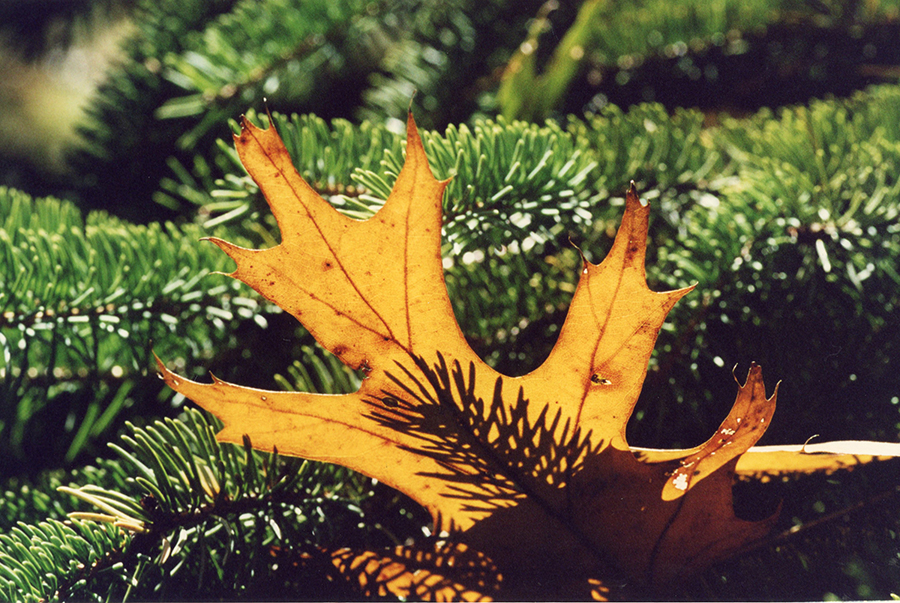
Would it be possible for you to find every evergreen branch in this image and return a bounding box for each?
[719,86,900,228]
[68,0,244,223]
[627,85,900,449]
[0,187,272,471]
[155,0,375,148]
[355,0,511,127]
[273,344,363,395]
[0,518,128,603]
[496,0,900,120]
[0,408,384,601]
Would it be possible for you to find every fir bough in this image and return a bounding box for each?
[0,518,126,603]
[0,186,271,471]
[1,408,399,601]
[71,0,532,221]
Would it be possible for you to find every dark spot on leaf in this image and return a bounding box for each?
[591,374,612,385]
[358,359,372,377]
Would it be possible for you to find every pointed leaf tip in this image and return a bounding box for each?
[153,353,166,380]
[661,361,776,501]
[406,110,423,151]
[627,180,647,207]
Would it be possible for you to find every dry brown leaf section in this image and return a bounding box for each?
[159,113,900,598]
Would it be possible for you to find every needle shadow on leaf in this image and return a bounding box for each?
[309,540,503,602]
[360,351,626,597]
[363,352,606,520]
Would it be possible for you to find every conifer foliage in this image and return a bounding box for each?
[2,0,900,600]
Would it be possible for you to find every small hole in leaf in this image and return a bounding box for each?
[591,374,612,385]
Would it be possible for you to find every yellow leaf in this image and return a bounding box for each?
[158,113,900,598]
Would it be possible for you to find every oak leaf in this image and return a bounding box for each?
[158,113,900,599]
